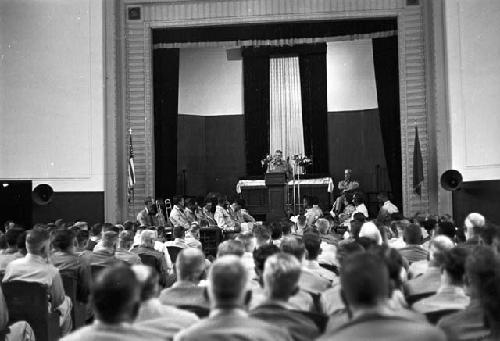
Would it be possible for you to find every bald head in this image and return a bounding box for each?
[176,248,206,283]
[208,255,248,308]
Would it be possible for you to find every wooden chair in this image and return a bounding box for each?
[166,246,183,264]
[60,270,88,330]
[1,281,60,341]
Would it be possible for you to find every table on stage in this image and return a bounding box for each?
[236,177,334,220]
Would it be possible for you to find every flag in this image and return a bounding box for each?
[128,130,136,190]
[413,126,424,196]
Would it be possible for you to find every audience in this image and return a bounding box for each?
[302,232,337,283]
[250,253,321,341]
[115,230,142,265]
[234,232,256,279]
[0,227,24,272]
[3,228,73,335]
[317,252,446,341]
[464,212,485,246]
[81,229,120,267]
[131,230,169,286]
[87,223,102,251]
[175,255,293,341]
[398,223,428,264]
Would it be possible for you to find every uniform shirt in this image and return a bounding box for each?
[61,321,168,341]
[136,297,199,324]
[184,208,197,225]
[3,254,65,307]
[438,298,490,341]
[0,248,23,272]
[337,179,359,194]
[115,248,142,265]
[413,286,470,314]
[214,205,235,230]
[51,251,91,303]
[398,245,429,264]
[165,238,190,249]
[249,286,315,312]
[159,282,209,308]
[130,246,169,281]
[170,205,190,229]
[382,200,399,214]
[81,246,120,267]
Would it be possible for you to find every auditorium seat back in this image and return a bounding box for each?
[1,280,60,341]
[60,270,87,329]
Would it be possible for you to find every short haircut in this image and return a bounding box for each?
[118,230,134,248]
[315,218,329,234]
[172,225,185,239]
[140,230,156,245]
[16,231,27,251]
[172,195,183,206]
[336,240,365,266]
[403,223,423,245]
[297,215,306,226]
[280,237,305,261]
[368,245,404,288]
[303,232,321,260]
[52,229,75,251]
[429,235,455,266]
[421,218,437,233]
[208,256,248,306]
[253,224,271,243]
[352,213,366,223]
[281,220,292,235]
[340,253,389,307]
[90,223,103,237]
[176,248,206,281]
[101,231,118,248]
[5,227,24,247]
[253,244,280,272]
[263,253,301,300]
[131,265,159,301]
[26,229,50,253]
[92,264,140,324]
[76,230,89,245]
[270,222,283,240]
[442,247,469,285]
[235,232,255,252]
[217,240,245,258]
[437,221,456,240]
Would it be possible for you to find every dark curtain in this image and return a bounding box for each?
[372,36,402,210]
[242,48,270,176]
[153,48,179,199]
[299,44,329,174]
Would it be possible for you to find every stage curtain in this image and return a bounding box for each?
[153,48,179,199]
[269,56,305,159]
[372,36,402,210]
[242,48,270,176]
[299,44,329,174]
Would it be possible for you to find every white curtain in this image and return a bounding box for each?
[269,56,305,160]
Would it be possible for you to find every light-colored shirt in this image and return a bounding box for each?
[0,248,23,272]
[115,248,142,265]
[170,205,190,229]
[214,205,235,230]
[338,179,359,193]
[165,238,190,249]
[136,298,199,324]
[351,203,369,219]
[382,200,399,214]
[81,247,119,267]
[413,286,470,314]
[302,260,338,283]
[61,320,167,341]
[3,254,65,307]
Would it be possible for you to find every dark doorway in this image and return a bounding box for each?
[0,180,32,229]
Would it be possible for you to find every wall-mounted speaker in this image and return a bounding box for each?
[32,184,54,205]
[440,169,463,191]
[128,6,142,21]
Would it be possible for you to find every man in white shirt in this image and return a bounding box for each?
[377,192,399,215]
[169,196,190,229]
[351,192,369,220]
[214,197,237,232]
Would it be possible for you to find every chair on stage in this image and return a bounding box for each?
[60,270,88,330]
[2,281,60,341]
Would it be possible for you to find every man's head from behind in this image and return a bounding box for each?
[442,247,469,286]
[253,244,280,282]
[253,224,271,247]
[26,228,50,257]
[217,240,245,258]
[280,236,306,262]
[235,232,255,252]
[464,213,485,240]
[263,253,301,301]
[303,232,321,261]
[429,235,455,266]
[176,248,206,283]
[140,230,156,248]
[92,264,141,324]
[51,229,76,252]
[208,255,248,309]
[5,227,24,249]
[131,264,160,301]
[403,223,423,245]
[340,253,389,312]
[173,225,185,239]
[118,230,134,249]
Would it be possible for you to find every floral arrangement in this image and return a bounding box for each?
[261,154,273,167]
[292,154,313,167]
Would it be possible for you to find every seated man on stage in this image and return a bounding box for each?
[266,150,292,178]
[332,169,360,215]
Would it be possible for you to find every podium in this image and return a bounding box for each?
[265,172,287,221]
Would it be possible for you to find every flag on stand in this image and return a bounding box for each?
[413,126,424,196]
[128,129,136,202]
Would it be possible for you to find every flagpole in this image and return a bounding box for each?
[129,128,136,219]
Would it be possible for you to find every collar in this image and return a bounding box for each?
[172,280,198,288]
[210,307,247,318]
[2,247,18,254]
[94,320,132,330]
[303,259,320,269]
[25,253,49,263]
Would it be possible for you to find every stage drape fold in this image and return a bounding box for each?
[243,48,270,176]
[372,36,403,210]
[299,44,329,174]
[153,48,180,199]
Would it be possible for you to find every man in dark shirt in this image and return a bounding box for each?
[0,227,24,272]
[398,223,428,264]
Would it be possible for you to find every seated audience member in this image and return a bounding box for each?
[281,237,331,294]
[250,253,320,341]
[358,221,383,246]
[217,240,245,258]
[184,222,202,249]
[302,233,337,283]
[131,265,198,333]
[281,219,293,238]
[398,223,428,264]
[0,284,35,340]
[270,222,283,247]
[0,227,24,272]
[165,226,190,249]
[170,196,190,229]
[320,241,365,315]
[87,223,102,251]
[413,247,470,315]
[235,232,256,280]
[253,224,272,248]
[51,229,91,304]
[295,215,307,235]
[464,212,485,246]
[406,235,455,299]
[250,244,314,311]
[61,265,166,341]
[439,246,496,341]
[175,255,293,341]
[75,229,91,255]
[184,198,198,225]
[388,219,410,249]
[304,196,321,227]
[137,197,155,227]
[81,229,120,267]
[317,253,446,341]
[377,192,399,214]
[201,199,217,226]
[131,230,168,285]
[477,254,500,341]
[315,218,338,266]
[376,212,394,242]
[115,230,142,265]
[3,229,73,335]
[159,248,208,308]
[14,231,27,256]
